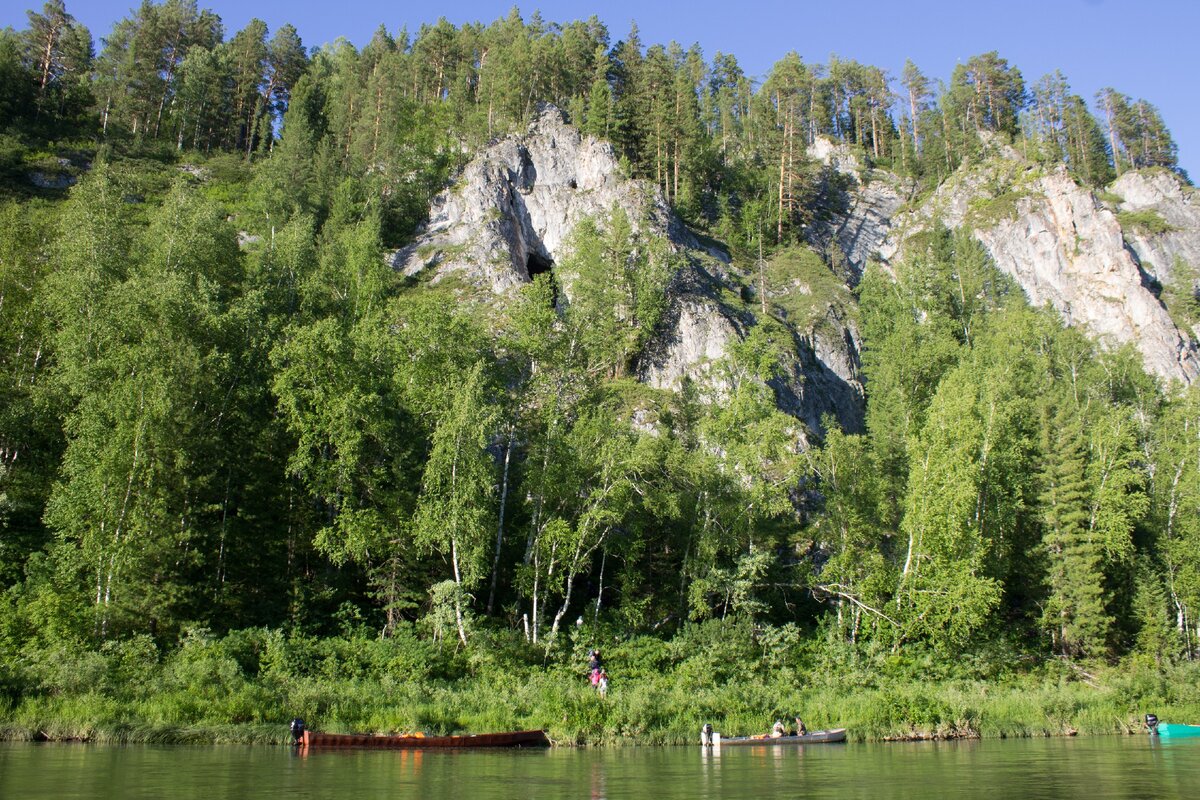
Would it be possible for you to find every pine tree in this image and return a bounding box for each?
[228,19,269,155]
[1062,94,1113,186]
[948,51,1026,137]
[1095,89,1178,172]
[23,0,92,120]
[901,59,931,158]
[584,43,613,139]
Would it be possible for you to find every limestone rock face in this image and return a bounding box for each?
[776,312,865,443]
[809,176,908,283]
[737,133,1200,386]
[805,138,911,283]
[1112,170,1200,293]
[391,106,708,293]
[394,107,866,439]
[974,169,1198,383]
[639,294,743,394]
[807,137,864,178]
[866,155,1200,385]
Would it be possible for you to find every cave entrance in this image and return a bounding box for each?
[526,251,554,280]
[525,251,558,307]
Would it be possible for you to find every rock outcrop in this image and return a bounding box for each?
[393,107,865,439]
[391,105,710,293]
[805,138,912,284]
[975,169,1197,383]
[813,141,1200,385]
[1112,171,1200,344]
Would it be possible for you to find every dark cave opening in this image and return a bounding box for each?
[525,251,558,307]
[526,251,554,279]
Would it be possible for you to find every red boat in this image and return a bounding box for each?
[299,729,550,749]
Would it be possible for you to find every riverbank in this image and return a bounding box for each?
[2,624,1197,747]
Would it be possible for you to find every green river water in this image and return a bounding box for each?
[2,735,1196,799]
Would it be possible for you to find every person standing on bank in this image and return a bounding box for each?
[588,649,603,684]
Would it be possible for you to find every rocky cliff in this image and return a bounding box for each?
[805,139,912,284]
[392,106,866,439]
[391,106,708,293]
[812,137,1199,385]
[1113,170,1200,344]
[392,111,1199,445]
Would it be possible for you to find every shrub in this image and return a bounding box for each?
[1117,209,1175,236]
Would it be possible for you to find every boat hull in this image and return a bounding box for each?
[714,728,847,746]
[301,729,550,749]
[1158,723,1200,738]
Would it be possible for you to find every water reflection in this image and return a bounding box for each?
[2,735,1198,799]
[589,758,606,800]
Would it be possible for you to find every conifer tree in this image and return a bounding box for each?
[1038,397,1107,656]
[1149,388,1200,657]
[23,0,92,120]
[948,51,1026,137]
[900,59,931,157]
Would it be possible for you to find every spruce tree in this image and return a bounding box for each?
[1038,398,1107,657]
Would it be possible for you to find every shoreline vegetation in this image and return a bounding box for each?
[3,1,1200,765]
[2,623,1197,748]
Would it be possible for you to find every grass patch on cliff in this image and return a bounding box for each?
[965,189,1030,229]
[760,245,856,331]
[1117,209,1176,236]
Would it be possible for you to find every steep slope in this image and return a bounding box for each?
[390,106,707,293]
[1112,170,1200,343]
[812,137,1199,385]
[805,138,913,284]
[391,106,865,439]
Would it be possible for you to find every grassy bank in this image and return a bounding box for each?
[2,622,1198,746]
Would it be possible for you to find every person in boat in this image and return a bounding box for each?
[795,717,807,736]
[771,719,787,738]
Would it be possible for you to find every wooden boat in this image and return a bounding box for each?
[712,728,847,746]
[1157,723,1200,738]
[300,729,549,749]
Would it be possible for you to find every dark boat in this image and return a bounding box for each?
[713,728,848,746]
[299,729,550,749]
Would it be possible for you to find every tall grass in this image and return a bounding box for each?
[2,623,1198,746]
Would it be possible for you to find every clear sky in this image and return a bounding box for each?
[5,0,1197,176]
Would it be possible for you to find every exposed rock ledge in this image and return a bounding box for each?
[390,105,710,293]
[390,106,865,438]
[807,142,1200,385]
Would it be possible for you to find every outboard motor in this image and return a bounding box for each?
[1145,714,1159,736]
[290,718,306,745]
[701,723,714,747]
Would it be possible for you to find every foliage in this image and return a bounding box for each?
[1116,209,1175,236]
[2,621,1198,744]
[0,1,1198,747]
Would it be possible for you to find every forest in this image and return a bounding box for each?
[0,0,1199,744]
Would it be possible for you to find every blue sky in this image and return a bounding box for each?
[6,0,1197,176]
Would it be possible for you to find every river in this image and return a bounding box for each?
[2,734,1195,799]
